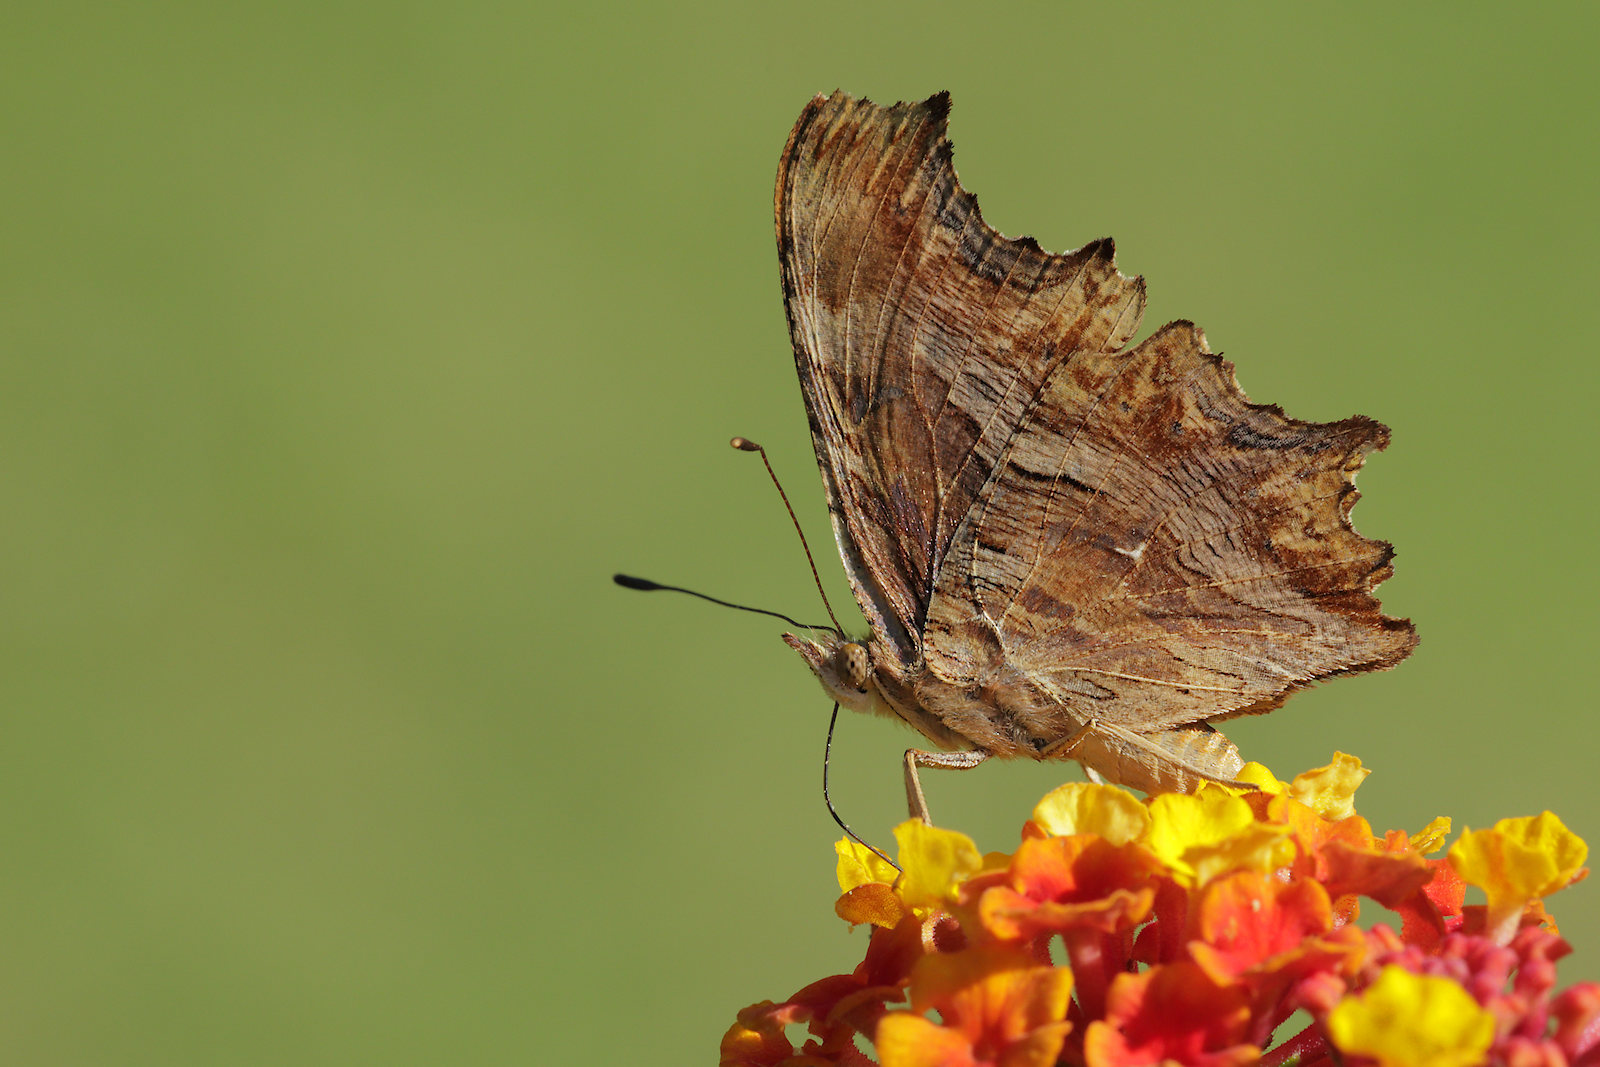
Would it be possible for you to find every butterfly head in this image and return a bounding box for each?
[783,630,878,714]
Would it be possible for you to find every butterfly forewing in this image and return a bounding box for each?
[777,91,1145,664]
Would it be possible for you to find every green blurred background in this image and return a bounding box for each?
[3,2,1596,1062]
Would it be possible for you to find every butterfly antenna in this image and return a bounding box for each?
[730,437,845,636]
[823,702,898,871]
[611,574,831,631]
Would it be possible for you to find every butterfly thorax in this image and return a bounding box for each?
[905,656,1080,760]
[783,631,973,752]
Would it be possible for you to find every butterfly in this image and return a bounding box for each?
[774,91,1416,818]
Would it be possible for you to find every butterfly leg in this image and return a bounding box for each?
[903,749,989,824]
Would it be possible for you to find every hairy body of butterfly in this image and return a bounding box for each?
[776,91,1415,817]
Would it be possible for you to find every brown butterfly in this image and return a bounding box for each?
[775,91,1416,819]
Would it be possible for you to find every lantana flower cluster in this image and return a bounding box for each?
[721,755,1598,1067]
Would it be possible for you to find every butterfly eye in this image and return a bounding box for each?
[837,642,871,692]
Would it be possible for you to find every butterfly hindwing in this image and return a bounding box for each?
[923,320,1416,731]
